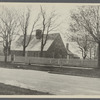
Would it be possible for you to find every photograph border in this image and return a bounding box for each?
[0,0,100,3]
[0,0,100,99]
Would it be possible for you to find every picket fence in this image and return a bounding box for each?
[0,55,98,68]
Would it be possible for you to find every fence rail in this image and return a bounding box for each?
[0,56,98,68]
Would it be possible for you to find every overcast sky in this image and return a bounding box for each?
[0,3,77,34]
[0,3,98,40]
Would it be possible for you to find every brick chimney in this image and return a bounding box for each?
[36,29,42,39]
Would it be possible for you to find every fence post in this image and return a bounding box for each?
[66,60,68,65]
[58,59,62,67]
[50,59,52,65]
[58,59,59,66]
[11,54,15,63]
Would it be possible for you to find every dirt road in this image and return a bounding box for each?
[0,67,100,95]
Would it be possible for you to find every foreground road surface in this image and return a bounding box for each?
[0,68,100,95]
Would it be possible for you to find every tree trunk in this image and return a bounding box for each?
[8,46,11,55]
[40,46,43,57]
[4,43,8,63]
[98,42,100,68]
[90,48,92,59]
[83,55,86,59]
[4,48,7,63]
[82,51,87,59]
[23,46,26,56]
[4,53,7,63]
[40,34,44,57]
[23,34,26,57]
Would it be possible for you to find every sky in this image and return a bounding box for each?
[0,3,80,43]
[0,3,99,36]
[0,3,77,34]
[0,3,79,43]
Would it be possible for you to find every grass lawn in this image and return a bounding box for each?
[0,61,100,78]
[0,83,50,95]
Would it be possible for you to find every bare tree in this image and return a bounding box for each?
[0,7,19,62]
[71,33,96,59]
[40,6,60,57]
[88,41,96,59]
[18,8,40,56]
[70,6,100,67]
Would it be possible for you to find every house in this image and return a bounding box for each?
[65,42,82,59]
[64,41,98,59]
[11,29,80,59]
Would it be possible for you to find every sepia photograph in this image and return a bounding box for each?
[0,2,99,97]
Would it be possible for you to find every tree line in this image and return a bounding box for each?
[70,6,100,67]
